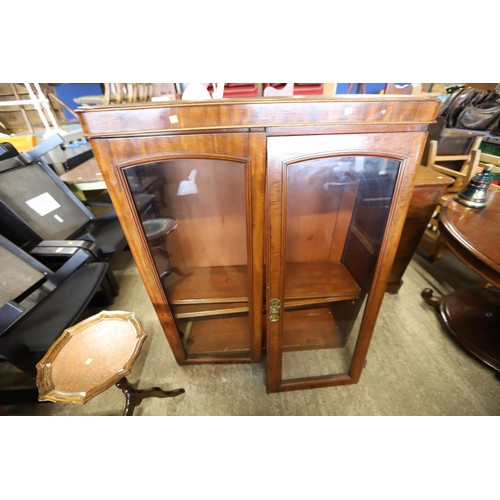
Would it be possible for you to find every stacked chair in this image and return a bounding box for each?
[0,233,114,406]
[0,134,127,291]
[0,135,126,406]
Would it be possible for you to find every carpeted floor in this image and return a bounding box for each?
[1,246,499,416]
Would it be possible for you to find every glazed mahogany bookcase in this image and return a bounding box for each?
[77,96,439,393]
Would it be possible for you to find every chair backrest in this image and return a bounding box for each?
[0,233,93,335]
[426,136,483,192]
[0,237,47,309]
[0,234,51,334]
[0,135,95,248]
[73,83,111,107]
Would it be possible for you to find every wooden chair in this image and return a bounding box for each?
[426,136,484,190]
[73,83,111,107]
[421,136,483,262]
[73,84,127,107]
[124,83,153,103]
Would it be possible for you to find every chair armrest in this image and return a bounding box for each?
[1,249,99,338]
[432,164,468,179]
[46,248,94,288]
[20,134,64,163]
[94,208,118,220]
[31,240,103,261]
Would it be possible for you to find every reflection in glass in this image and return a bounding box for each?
[281,156,400,380]
[124,159,250,359]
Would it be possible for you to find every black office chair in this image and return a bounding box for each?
[0,135,127,292]
[0,234,114,406]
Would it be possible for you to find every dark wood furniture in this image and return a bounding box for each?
[77,96,439,393]
[422,192,500,372]
[36,310,185,415]
[59,155,158,218]
[387,166,454,293]
[59,157,107,197]
[420,136,483,262]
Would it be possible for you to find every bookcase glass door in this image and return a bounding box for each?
[123,158,252,359]
[271,153,401,383]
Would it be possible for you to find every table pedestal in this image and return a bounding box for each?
[115,377,185,416]
[422,287,500,372]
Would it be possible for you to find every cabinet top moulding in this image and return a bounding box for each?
[76,96,440,138]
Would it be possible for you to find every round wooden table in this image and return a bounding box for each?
[36,310,185,415]
[422,191,500,372]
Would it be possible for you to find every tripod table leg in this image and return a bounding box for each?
[115,377,185,416]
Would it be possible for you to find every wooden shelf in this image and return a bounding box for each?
[173,302,249,319]
[282,306,345,351]
[162,265,249,304]
[181,304,346,356]
[285,261,360,301]
[164,261,358,314]
[183,314,251,357]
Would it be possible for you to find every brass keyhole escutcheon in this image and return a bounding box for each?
[269,298,280,323]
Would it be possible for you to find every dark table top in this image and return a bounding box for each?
[441,191,500,277]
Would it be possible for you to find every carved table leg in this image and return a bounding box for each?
[115,377,185,416]
[421,288,444,310]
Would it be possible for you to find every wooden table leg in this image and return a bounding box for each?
[421,287,444,309]
[115,377,185,416]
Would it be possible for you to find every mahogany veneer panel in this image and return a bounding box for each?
[78,96,439,136]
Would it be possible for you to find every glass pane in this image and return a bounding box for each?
[281,156,400,380]
[124,159,250,358]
